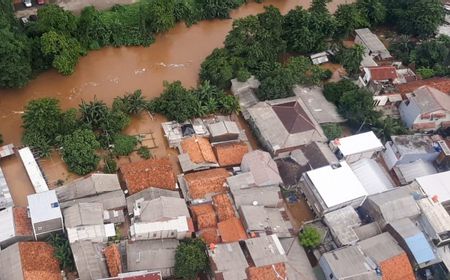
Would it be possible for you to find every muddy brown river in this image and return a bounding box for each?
[0,0,352,206]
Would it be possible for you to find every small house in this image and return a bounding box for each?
[329,131,384,163]
[178,136,219,172]
[0,207,33,249]
[300,161,368,216]
[119,158,177,195]
[126,187,180,214]
[126,239,179,278]
[247,97,327,156]
[323,206,361,247]
[319,245,379,280]
[207,120,240,143]
[360,66,399,87]
[18,147,48,193]
[417,198,450,247]
[55,173,126,210]
[0,242,61,280]
[358,233,415,280]
[310,52,329,65]
[354,28,392,60]
[239,205,292,238]
[27,190,63,239]
[244,234,288,267]
[130,196,193,240]
[386,218,438,269]
[361,187,420,229]
[241,150,283,187]
[399,86,450,131]
[213,142,249,167]
[208,242,249,280]
[71,241,109,280]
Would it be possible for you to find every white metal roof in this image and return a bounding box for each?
[27,190,62,223]
[67,224,106,243]
[333,132,383,157]
[131,216,190,236]
[417,198,450,235]
[416,171,450,203]
[0,207,15,243]
[350,158,394,195]
[306,161,367,208]
[18,147,48,193]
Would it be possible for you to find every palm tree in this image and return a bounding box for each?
[113,89,147,115]
[373,116,408,142]
[79,97,109,129]
[47,233,75,271]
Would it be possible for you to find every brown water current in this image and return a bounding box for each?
[0,0,352,206]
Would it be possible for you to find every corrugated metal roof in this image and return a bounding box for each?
[18,147,48,193]
[136,197,189,223]
[416,171,450,203]
[355,28,391,59]
[241,150,283,187]
[0,167,12,210]
[0,207,15,243]
[244,234,287,267]
[279,238,317,280]
[208,242,248,280]
[358,233,405,263]
[394,160,437,185]
[64,203,104,228]
[59,189,126,211]
[56,174,121,202]
[71,241,108,280]
[240,206,291,238]
[350,158,394,195]
[126,188,179,214]
[417,198,450,236]
[405,234,436,264]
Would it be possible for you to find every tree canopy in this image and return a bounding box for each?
[61,128,100,175]
[299,226,322,249]
[174,239,209,280]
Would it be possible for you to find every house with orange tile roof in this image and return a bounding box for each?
[190,203,220,244]
[212,193,237,222]
[0,241,61,280]
[396,77,450,95]
[217,217,248,243]
[178,136,219,172]
[213,142,249,167]
[0,207,33,249]
[247,263,287,280]
[119,158,177,195]
[359,233,415,280]
[104,244,122,278]
[178,168,230,204]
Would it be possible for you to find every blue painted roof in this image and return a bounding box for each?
[405,233,435,264]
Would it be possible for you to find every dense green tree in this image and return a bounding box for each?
[411,36,450,76]
[79,98,110,130]
[0,0,16,26]
[321,123,343,140]
[140,0,176,33]
[283,3,335,54]
[356,0,386,26]
[384,0,444,37]
[40,31,84,75]
[338,88,378,126]
[174,0,200,25]
[373,116,407,142]
[323,79,358,104]
[112,134,138,156]
[47,234,75,271]
[137,146,152,159]
[112,89,147,115]
[199,48,234,89]
[195,0,245,19]
[36,4,77,35]
[61,128,100,175]
[336,44,365,76]
[334,4,369,39]
[299,227,322,249]
[174,239,209,280]
[0,17,32,88]
[58,108,79,139]
[388,35,414,65]
[77,6,110,49]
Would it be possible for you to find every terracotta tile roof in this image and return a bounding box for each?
[104,244,122,277]
[379,253,415,280]
[19,242,60,280]
[120,158,177,194]
[367,66,398,81]
[181,136,217,164]
[396,77,450,94]
[191,204,217,229]
[218,217,248,243]
[214,142,249,167]
[199,227,220,244]
[247,263,286,280]
[212,193,236,222]
[13,207,33,236]
[184,168,230,199]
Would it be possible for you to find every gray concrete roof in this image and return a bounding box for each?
[241,150,283,187]
[126,187,180,214]
[56,174,121,201]
[71,241,108,280]
[58,189,126,210]
[208,242,248,280]
[349,158,394,195]
[394,160,437,185]
[0,167,12,210]
[358,232,405,264]
[294,86,344,124]
[408,86,450,114]
[0,242,23,280]
[244,234,287,267]
[280,238,317,280]
[231,77,260,120]
[136,196,189,222]
[63,202,104,228]
[323,206,361,246]
[240,205,292,238]
[320,246,378,280]
[353,222,382,241]
[355,28,391,59]
[126,239,179,278]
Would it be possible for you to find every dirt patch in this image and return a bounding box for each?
[284,197,315,232]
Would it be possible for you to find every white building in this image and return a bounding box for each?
[18,147,48,193]
[329,132,384,163]
[27,190,63,239]
[300,161,368,216]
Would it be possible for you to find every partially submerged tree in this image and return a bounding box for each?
[61,128,100,175]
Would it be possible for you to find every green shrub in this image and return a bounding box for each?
[103,155,118,173]
[416,67,436,79]
[299,226,322,249]
[112,134,138,156]
[137,146,152,159]
[175,239,209,279]
[61,129,100,175]
[321,123,343,140]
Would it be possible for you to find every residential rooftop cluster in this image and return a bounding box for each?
[2,17,450,280]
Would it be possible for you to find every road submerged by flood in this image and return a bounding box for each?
[0,0,352,206]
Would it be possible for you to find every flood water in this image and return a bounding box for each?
[0,0,352,206]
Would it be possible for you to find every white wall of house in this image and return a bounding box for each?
[383,142,440,170]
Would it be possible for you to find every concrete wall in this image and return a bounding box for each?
[399,100,421,129]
